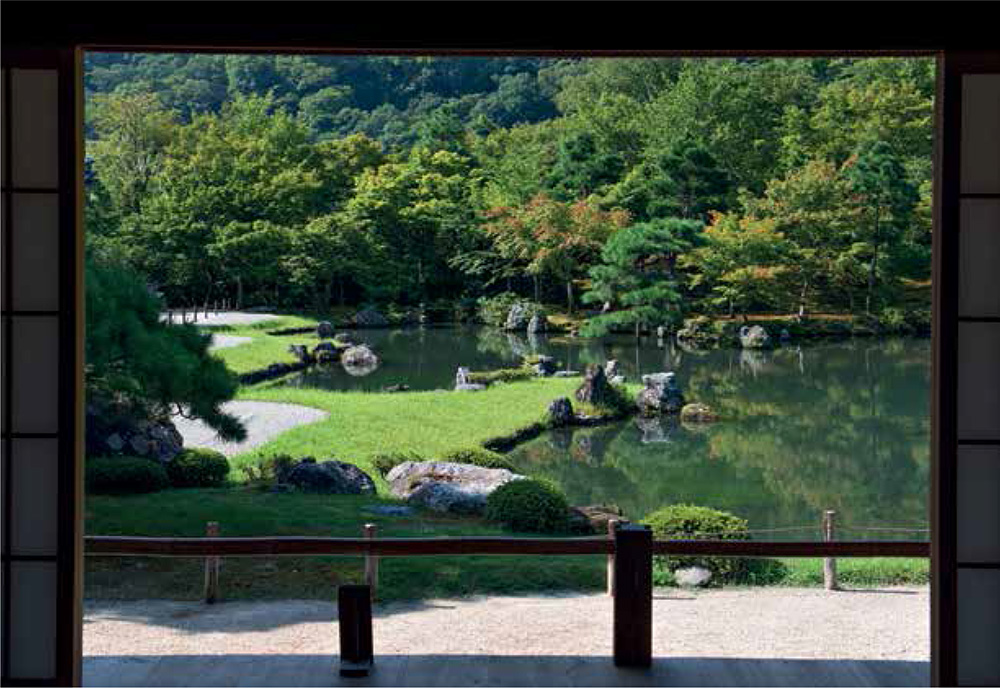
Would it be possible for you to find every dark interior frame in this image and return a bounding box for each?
[3,5,998,686]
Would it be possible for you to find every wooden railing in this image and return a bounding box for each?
[84,527,929,672]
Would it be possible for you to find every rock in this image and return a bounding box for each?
[288,344,314,365]
[547,397,574,427]
[333,332,355,345]
[779,328,792,342]
[386,461,524,515]
[281,458,376,494]
[312,341,340,364]
[656,325,667,339]
[382,384,410,393]
[455,383,487,392]
[604,359,622,380]
[553,370,580,378]
[504,303,532,331]
[85,398,184,463]
[567,505,623,534]
[636,371,685,416]
[341,344,378,371]
[455,366,472,386]
[316,321,335,338]
[674,566,713,588]
[609,375,626,385]
[527,313,546,334]
[680,402,718,423]
[739,324,772,349]
[575,364,614,406]
[534,355,558,376]
[353,307,389,328]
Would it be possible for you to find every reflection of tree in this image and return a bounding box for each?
[508,338,930,531]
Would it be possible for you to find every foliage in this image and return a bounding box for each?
[643,504,784,584]
[485,479,571,533]
[238,454,295,489]
[166,448,231,488]
[441,448,516,472]
[85,258,245,440]
[476,292,524,327]
[86,456,170,494]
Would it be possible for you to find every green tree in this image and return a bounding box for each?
[582,218,703,337]
[545,131,625,201]
[86,258,244,440]
[844,141,918,314]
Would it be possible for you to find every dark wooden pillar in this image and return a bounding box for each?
[338,584,373,677]
[613,523,653,667]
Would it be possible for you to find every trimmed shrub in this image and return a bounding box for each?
[371,451,423,477]
[166,448,230,488]
[239,453,295,489]
[441,448,516,472]
[643,504,786,585]
[86,456,169,494]
[485,479,570,533]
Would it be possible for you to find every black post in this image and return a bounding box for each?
[338,584,373,677]
[613,523,653,667]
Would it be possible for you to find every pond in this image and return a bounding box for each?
[281,327,930,537]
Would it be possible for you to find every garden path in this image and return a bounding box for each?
[173,400,328,457]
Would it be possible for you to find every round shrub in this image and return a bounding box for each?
[166,448,230,488]
[485,479,570,533]
[442,448,515,472]
[643,504,786,585]
[86,456,169,494]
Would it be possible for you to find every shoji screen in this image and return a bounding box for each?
[1,49,83,687]
[935,53,1000,687]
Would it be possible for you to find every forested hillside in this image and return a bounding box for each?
[85,54,934,328]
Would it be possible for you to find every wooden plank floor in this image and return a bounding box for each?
[84,655,929,687]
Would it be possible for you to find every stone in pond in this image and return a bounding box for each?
[386,461,524,515]
[575,364,614,406]
[316,321,335,338]
[680,402,718,423]
[341,345,379,374]
[739,324,772,349]
[636,371,685,416]
[534,355,558,376]
[547,397,574,427]
[674,566,713,588]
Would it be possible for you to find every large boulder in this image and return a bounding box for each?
[316,321,335,339]
[674,566,713,588]
[312,341,341,364]
[353,307,389,328]
[567,504,623,534]
[279,458,376,495]
[527,313,546,334]
[739,324,772,349]
[575,364,614,406]
[547,397,574,427]
[341,345,379,375]
[504,303,534,331]
[604,359,622,380]
[85,398,184,463]
[636,372,685,416]
[386,461,525,514]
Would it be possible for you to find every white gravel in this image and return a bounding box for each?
[161,311,280,327]
[84,587,928,661]
[172,400,328,457]
[209,334,253,350]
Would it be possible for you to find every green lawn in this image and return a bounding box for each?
[232,377,590,489]
[207,314,322,374]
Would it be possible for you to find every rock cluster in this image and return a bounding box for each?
[86,400,184,463]
[636,372,686,416]
[575,364,615,406]
[386,461,525,515]
[454,366,486,391]
[547,397,574,427]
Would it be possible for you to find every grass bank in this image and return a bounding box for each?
[207,314,322,374]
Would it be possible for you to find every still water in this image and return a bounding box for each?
[281,327,930,536]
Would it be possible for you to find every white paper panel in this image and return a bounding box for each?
[11,315,59,433]
[10,438,59,556]
[8,561,57,679]
[12,192,59,310]
[959,199,1000,318]
[961,75,1000,195]
[957,446,1000,563]
[958,568,1000,685]
[957,322,1000,440]
[11,69,59,190]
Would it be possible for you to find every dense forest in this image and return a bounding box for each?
[85,54,934,330]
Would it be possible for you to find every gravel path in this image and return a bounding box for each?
[161,311,280,327]
[208,334,252,350]
[84,587,928,661]
[172,400,328,457]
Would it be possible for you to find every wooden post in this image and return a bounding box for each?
[338,584,373,677]
[613,523,652,667]
[823,510,838,591]
[204,521,220,604]
[363,523,378,601]
[607,518,619,596]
